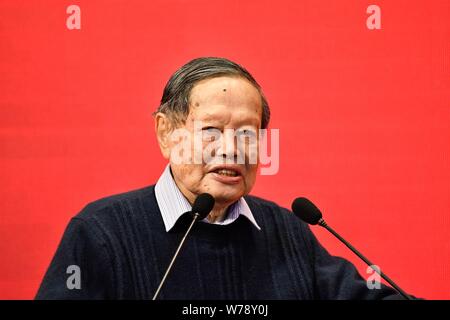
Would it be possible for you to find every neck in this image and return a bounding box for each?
[206,203,231,223]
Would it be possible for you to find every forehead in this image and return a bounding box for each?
[188,76,262,125]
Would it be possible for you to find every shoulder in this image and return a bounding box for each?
[244,194,295,219]
[244,194,318,264]
[74,185,157,225]
[244,194,307,231]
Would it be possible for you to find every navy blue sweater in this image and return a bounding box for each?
[36,185,399,299]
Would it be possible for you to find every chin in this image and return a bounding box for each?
[209,188,243,204]
[201,176,247,202]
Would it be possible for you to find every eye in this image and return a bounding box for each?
[202,127,221,141]
[202,126,220,133]
[237,128,257,139]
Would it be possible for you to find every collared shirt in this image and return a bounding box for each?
[154,164,261,232]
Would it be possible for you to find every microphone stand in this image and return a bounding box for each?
[152,212,202,300]
[318,218,412,300]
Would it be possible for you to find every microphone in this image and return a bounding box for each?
[152,193,215,300]
[291,197,412,300]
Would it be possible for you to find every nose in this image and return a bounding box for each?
[217,129,241,162]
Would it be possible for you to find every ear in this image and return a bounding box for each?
[154,112,173,159]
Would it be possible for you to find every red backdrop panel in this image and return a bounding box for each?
[0,0,448,299]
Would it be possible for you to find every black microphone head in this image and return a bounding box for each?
[192,193,215,220]
[291,197,323,225]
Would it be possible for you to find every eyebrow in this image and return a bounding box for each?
[198,115,260,127]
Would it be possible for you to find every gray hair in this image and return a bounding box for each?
[155,57,270,129]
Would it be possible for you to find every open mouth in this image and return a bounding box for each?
[212,168,240,177]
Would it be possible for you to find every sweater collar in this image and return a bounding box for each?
[154,164,261,232]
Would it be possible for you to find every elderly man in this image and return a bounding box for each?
[36,57,400,299]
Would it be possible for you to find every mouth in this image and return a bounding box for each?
[212,168,240,177]
[209,166,243,184]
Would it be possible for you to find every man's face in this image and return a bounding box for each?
[157,76,263,208]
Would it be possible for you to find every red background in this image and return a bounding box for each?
[0,0,449,299]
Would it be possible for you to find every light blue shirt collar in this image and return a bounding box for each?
[154,164,261,232]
